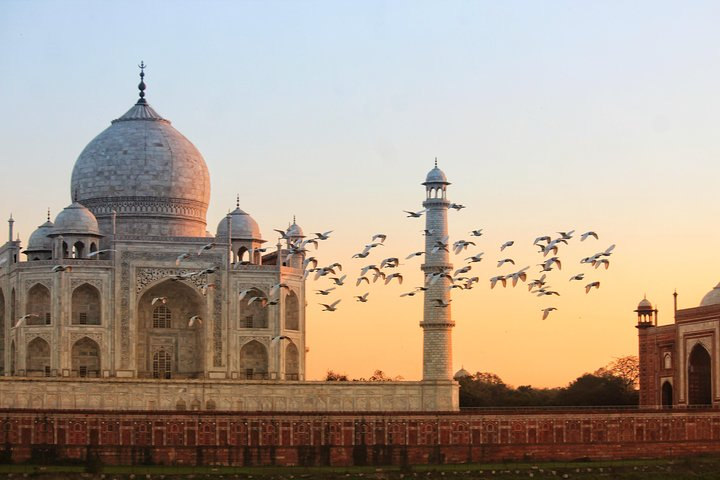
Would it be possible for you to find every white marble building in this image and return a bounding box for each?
[0,68,458,411]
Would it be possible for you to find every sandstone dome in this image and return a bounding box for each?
[286,219,304,238]
[70,77,210,237]
[637,297,653,310]
[423,164,450,185]
[700,282,720,307]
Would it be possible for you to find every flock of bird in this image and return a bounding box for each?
[10,202,615,328]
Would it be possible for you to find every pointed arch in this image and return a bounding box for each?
[72,241,85,259]
[237,247,249,263]
[26,284,51,325]
[26,337,50,376]
[285,290,299,330]
[285,342,299,380]
[239,288,268,329]
[239,340,268,380]
[72,283,101,325]
[688,343,712,406]
[71,337,100,377]
[9,340,15,376]
[662,381,673,408]
[137,279,206,379]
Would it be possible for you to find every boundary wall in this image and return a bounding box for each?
[0,408,718,466]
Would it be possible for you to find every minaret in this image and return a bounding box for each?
[420,161,454,381]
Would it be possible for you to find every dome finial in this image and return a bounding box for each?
[236,194,240,209]
[47,208,50,222]
[293,215,296,224]
[137,61,148,105]
[434,157,437,168]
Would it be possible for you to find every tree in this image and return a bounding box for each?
[325,369,348,381]
[354,369,403,381]
[555,373,638,406]
[594,355,639,389]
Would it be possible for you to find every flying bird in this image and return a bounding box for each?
[533,235,551,245]
[580,231,599,241]
[248,296,268,307]
[269,283,290,296]
[541,307,557,320]
[197,242,215,255]
[238,289,255,301]
[354,293,370,303]
[272,335,291,343]
[539,257,562,272]
[356,276,370,286]
[380,257,400,269]
[500,240,514,251]
[188,315,202,327]
[592,258,610,269]
[86,249,116,257]
[151,297,168,306]
[569,273,585,282]
[406,251,425,260]
[507,267,529,287]
[469,229,483,237]
[585,281,601,293]
[557,230,575,240]
[360,265,381,277]
[329,275,347,286]
[175,253,190,266]
[527,274,547,291]
[385,273,403,285]
[303,257,318,270]
[433,299,452,307]
[453,240,475,254]
[449,203,465,211]
[497,258,515,267]
[313,231,333,240]
[454,265,472,276]
[15,313,39,327]
[371,233,387,243]
[465,253,484,263]
[320,300,342,311]
[52,265,72,272]
[489,275,507,289]
[404,209,426,218]
[315,287,336,296]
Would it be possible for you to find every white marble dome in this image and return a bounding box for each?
[51,202,100,236]
[286,220,304,238]
[637,297,653,310]
[216,207,262,240]
[700,282,720,307]
[25,220,54,252]
[70,86,211,237]
[423,165,450,185]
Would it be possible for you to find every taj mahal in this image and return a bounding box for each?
[0,68,458,412]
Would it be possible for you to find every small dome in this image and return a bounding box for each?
[25,220,54,252]
[453,367,472,381]
[286,219,304,238]
[637,297,653,310]
[422,166,450,186]
[700,282,720,307]
[51,202,101,236]
[216,207,261,240]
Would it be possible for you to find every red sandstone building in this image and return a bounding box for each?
[637,284,720,408]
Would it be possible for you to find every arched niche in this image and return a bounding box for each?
[72,283,101,325]
[26,284,51,325]
[72,241,85,259]
[71,337,100,377]
[285,290,299,330]
[26,337,50,376]
[285,342,299,380]
[688,343,712,406]
[239,340,268,380]
[136,280,206,379]
[662,381,673,408]
[239,288,268,329]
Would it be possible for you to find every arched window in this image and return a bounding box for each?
[662,381,673,408]
[26,284,51,325]
[153,349,172,379]
[664,353,672,370]
[285,291,299,330]
[71,337,100,377]
[62,242,69,259]
[89,243,97,256]
[72,284,101,325]
[176,399,187,411]
[237,247,249,264]
[73,241,85,259]
[239,340,268,380]
[239,288,268,329]
[153,305,172,329]
[285,343,299,380]
[26,337,51,376]
[688,344,712,406]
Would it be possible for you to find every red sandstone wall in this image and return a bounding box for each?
[0,409,719,466]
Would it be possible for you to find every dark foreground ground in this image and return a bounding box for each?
[0,457,720,480]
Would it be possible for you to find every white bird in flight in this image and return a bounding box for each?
[541,307,557,320]
[313,231,333,240]
[585,281,601,293]
[466,252,484,263]
[497,258,515,267]
[404,209,426,218]
[500,241,514,251]
[315,287,336,296]
[354,293,370,303]
[385,273,403,285]
[580,231,598,241]
[469,229,483,237]
[320,300,342,311]
[151,297,168,306]
[15,313,39,327]
[197,242,215,255]
[52,265,73,272]
[87,249,116,257]
[371,233,387,243]
[188,315,202,327]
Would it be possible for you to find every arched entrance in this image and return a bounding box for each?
[137,280,206,379]
[26,284,51,325]
[239,340,268,379]
[661,381,673,408]
[285,342,299,380]
[26,337,50,376]
[71,337,100,377]
[688,344,712,406]
[72,284,101,325]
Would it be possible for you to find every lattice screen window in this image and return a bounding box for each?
[153,305,172,329]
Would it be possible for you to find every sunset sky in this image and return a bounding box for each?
[2,1,719,388]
